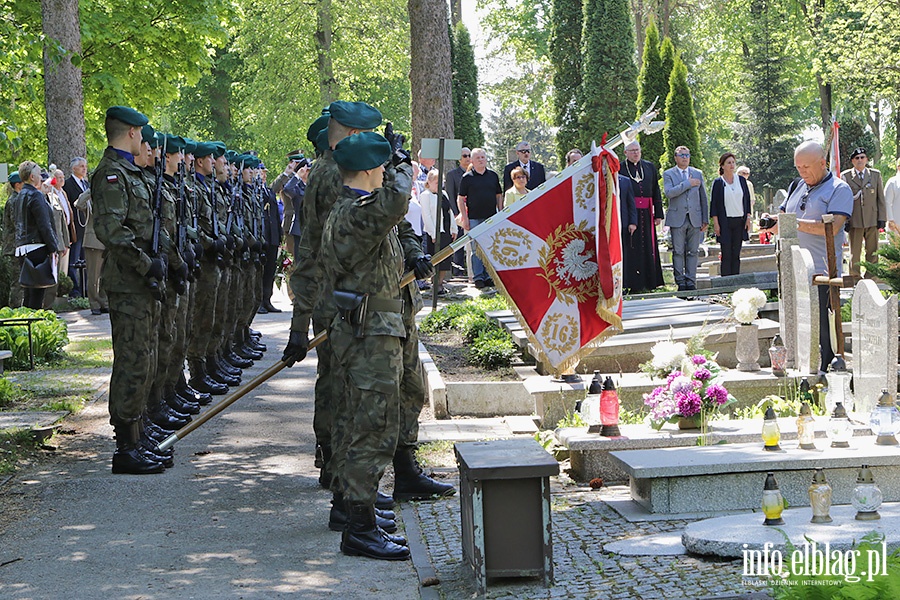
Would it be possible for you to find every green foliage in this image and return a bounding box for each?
[635,21,666,170]
[863,233,900,293]
[837,116,879,168]
[0,378,23,407]
[0,427,39,474]
[467,326,517,370]
[450,22,484,149]
[56,273,74,297]
[484,106,556,170]
[661,58,701,171]
[579,0,638,152]
[53,296,91,313]
[549,0,583,165]
[557,410,587,428]
[0,307,69,369]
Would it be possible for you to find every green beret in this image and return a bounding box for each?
[228,153,246,165]
[224,150,238,161]
[242,155,260,169]
[315,129,330,153]
[183,138,198,155]
[106,105,149,127]
[193,142,217,158]
[211,141,227,158]
[306,113,331,144]
[8,171,20,184]
[141,124,156,145]
[287,150,305,161]
[328,101,382,130]
[163,135,186,153]
[333,132,391,171]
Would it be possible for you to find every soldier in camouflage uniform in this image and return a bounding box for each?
[319,131,412,560]
[1,171,24,308]
[91,106,179,474]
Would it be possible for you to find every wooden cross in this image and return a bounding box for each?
[811,214,858,356]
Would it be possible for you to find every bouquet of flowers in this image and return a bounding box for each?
[275,248,293,290]
[731,288,767,325]
[641,340,734,430]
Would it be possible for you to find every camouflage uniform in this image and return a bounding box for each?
[209,174,231,358]
[1,188,24,307]
[289,151,343,461]
[320,162,413,505]
[396,220,427,450]
[90,147,176,425]
[187,172,221,363]
[160,173,192,390]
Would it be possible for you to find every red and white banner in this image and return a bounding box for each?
[829,119,841,178]
[469,141,623,372]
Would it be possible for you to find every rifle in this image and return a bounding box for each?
[149,136,167,302]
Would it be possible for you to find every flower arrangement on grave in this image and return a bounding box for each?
[640,337,734,430]
[731,287,767,324]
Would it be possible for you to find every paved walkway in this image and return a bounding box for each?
[0,289,769,599]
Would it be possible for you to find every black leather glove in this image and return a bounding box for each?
[213,238,226,255]
[408,254,434,280]
[182,246,196,270]
[282,330,309,366]
[146,257,166,281]
[192,241,203,263]
[235,236,245,251]
[384,122,405,152]
[171,262,188,295]
[878,220,886,229]
[392,148,412,167]
[225,234,236,250]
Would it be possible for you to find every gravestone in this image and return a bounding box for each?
[791,245,819,375]
[852,279,898,415]
[776,213,799,368]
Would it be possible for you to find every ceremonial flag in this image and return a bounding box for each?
[468,141,624,372]
[828,118,841,178]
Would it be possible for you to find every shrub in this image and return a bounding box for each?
[0,378,22,407]
[56,273,74,297]
[420,302,471,333]
[0,307,69,369]
[467,326,517,370]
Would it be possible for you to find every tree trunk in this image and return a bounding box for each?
[866,101,881,163]
[660,0,671,38]
[41,0,85,174]
[632,0,645,65]
[315,0,338,106]
[450,0,461,26]
[816,75,832,134]
[408,0,455,158]
[210,47,233,144]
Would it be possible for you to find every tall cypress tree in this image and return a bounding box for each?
[450,22,484,148]
[579,0,638,152]
[635,20,665,169]
[550,0,583,165]
[661,57,701,172]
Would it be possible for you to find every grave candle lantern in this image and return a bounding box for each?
[796,402,817,450]
[599,376,621,437]
[808,467,833,523]
[824,355,853,414]
[869,389,900,446]
[761,472,785,526]
[851,465,882,521]
[826,402,852,448]
[580,371,603,434]
[761,406,781,451]
[768,334,787,377]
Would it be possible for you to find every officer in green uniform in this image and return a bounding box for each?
[2,171,25,308]
[91,106,172,474]
[320,131,411,560]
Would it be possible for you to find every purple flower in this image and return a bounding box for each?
[666,370,683,385]
[693,368,712,381]
[692,355,707,365]
[676,391,702,416]
[670,375,694,395]
[705,383,729,405]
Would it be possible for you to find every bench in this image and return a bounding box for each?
[0,350,11,374]
[0,316,43,370]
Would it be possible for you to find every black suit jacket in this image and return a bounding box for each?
[63,175,88,241]
[503,160,546,192]
[709,175,751,241]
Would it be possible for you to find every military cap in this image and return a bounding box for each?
[333,132,391,171]
[141,124,156,145]
[328,101,382,130]
[183,138,198,155]
[224,149,239,161]
[242,155,261,169]
[850,147,867,159]
[228,153,246,165]
[211,141,227,158]
[163,135,186,153]
[193,142,217,158]
[315,128,330,154]
[306,113,331,144]
[8,171,20,184]
[106,105,149,127]
[287,150,305,161]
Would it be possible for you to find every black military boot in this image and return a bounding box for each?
[189,358,228,395]
[139,421,174,468]
[317,445,333,489]
[165,385,200,415]
[216,350,242,377]
[112,421,165,475]
[328,493,398,533]
[247,333,266,353]
[207,354,240,386]
[224,346,253,369]
[376,491,395,511]
[234,334,262,361]
[339,502,410,560]
[249,327,261,339]
[143,418,173,445]
[392,445,457,501]
[247,327,266,351]
[177,371,213,406]
[147,392,191,430]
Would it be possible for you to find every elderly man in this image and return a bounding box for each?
[503,141,546,192]
[841,147,886,278]
[622,141,665,292]
[775,141,853,373]
[64,157,89,295]
[445,147,471,278]
[663,145,708,291]
[457,148,502,288]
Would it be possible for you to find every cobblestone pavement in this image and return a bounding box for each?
[413,478,756,600]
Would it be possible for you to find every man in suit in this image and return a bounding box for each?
[63,157,90,296]
[445,147,471,278]
[663,145,708,291]
[502,141,546,192]
[841,147,886,278]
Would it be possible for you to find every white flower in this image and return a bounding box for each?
[734,304,758,324]
[650,341,687,371]
[731,288,766,324]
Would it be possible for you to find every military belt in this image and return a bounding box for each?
[366,297,404,314]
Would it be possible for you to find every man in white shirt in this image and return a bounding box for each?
[884,157,900,235]
[64,157,90,295]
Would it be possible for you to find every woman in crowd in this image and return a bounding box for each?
[565,148,583,167]
[504,166,529,206]
[709,152,752,276]
[14,161,59,309]
[42,170,72,306]
[419,169,458,295]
